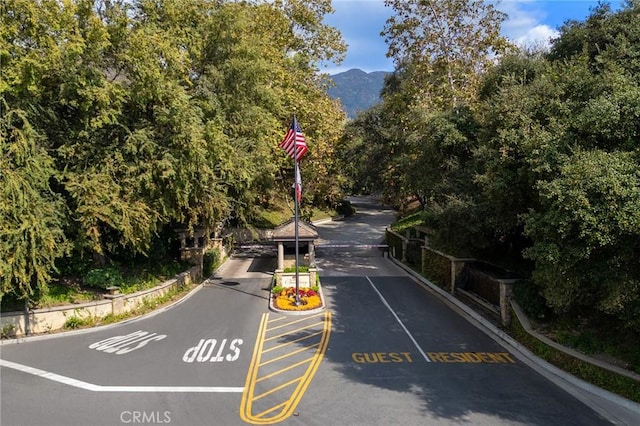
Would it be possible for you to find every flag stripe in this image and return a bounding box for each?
[279,117,308,161]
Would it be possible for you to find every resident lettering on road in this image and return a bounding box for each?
[183,338,243,363]
[351,351,516,364]
[427,352,516,363]
[352,352,413,363]
[89,330,167,355]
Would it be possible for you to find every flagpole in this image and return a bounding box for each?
[293,114,301,306]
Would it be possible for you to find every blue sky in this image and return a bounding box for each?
[322,0,624,75]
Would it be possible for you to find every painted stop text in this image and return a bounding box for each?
[183,338,243,363]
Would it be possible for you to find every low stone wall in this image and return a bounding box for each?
[387,227,519,327]
[1,265,201,338]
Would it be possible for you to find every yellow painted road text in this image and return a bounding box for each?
[427,352,516,363]
[351,352,413,363]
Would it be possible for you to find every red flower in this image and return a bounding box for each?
[282,287,317,298]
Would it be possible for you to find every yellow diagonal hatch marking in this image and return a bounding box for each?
[240,311,332,424]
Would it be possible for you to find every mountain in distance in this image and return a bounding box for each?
[327,69,389,119]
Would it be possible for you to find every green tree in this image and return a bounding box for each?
[473,53,570,257]
[337,105,390,196]
[1,0,348,297]
[524,150,640,330]
[382,0,511,109]
[548,1,640,77]
[0,107,68,302]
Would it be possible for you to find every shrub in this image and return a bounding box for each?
[405,240,422,267]
[203,248,221,277]
[336,200,356,217]
[1,324,17,338]
[83,267,123,290]
[422,249,451,290]
[514,281,552,320]
[64,315,88,329]
[283,266,309,273]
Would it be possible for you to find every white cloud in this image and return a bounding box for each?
[514,24,559,49]
[497,1,559,50]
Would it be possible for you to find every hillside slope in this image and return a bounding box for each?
[327,69,388,119]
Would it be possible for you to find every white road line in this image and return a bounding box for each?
[0,359,244,393]
[366,276,431,362]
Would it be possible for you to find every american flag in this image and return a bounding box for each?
[279,116,308,161]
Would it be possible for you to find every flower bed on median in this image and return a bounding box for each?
[272,287,323,311]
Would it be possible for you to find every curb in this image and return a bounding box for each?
[312,215,344,225]
[386,255,640,423]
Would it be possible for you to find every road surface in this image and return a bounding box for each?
[0,197,628,425]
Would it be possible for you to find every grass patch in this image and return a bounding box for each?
[283,266,310,273]
[254,196,337,229]
[390,210,423,233]
[540,316,640,375]
[39,285,102,307]
[256,208,290,228]
[1,259,191,313]
[310,207,336,221]
[64,315,93,329]
[83,260,188,296]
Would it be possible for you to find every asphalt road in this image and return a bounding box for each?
[0,196,625,425]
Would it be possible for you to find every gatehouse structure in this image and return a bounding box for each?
[271,218,318,287]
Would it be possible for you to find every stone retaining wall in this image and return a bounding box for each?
[1,265,201,338]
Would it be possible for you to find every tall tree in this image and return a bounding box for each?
[1,0,349,298]
[382,0,510,109]
[0,107,68,302]
[524,150,640,330]
[271,0,346,68]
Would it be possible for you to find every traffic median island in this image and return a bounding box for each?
[269,284,326,315]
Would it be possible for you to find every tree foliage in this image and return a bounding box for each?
[525,150,640,329]
[339,1,640,331]
[1,0,346,300]
[382,0,511,109]
[0,106,68,302]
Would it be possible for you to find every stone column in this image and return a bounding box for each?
[308,241,315,266]
[450,259,458,294]
[278,242,284,270]
[498,279,518,327]
[401,238,407,263]
[450,257,475,295]
[309,267,317,288]
[105,294,125,316]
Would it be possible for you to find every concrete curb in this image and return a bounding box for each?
[386,255,640,424]
[312,215,344,226]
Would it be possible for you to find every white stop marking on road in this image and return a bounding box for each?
[89,330,167,355]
